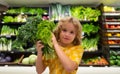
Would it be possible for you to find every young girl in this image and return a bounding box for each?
[36,16,84,74]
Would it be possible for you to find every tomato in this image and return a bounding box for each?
[105,24,109,28]
[110,25,116,29]
[116,25,120,29]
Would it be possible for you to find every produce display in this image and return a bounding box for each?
[0,7,50,65]
[1,5,120,67]
[82,23,100,36]
[105,32,120,37]
[0,38,12,51]
[101,5,120,67]
[50,3,71,21]
[12,15,56,60]
[2,14,27,23]
[0,53,37,65]
[5,7,47,15]
[82,36,99,52]
[1,25,18,36]
[0,53,12,62]
[105,24,120,29]
[82,23,100,52]
[110,50,120,66]
[102,9,120,45]
[81,56,109,66]
[71,6,101,21]
[50,4,101,22]
[11,16,42,51]
[21,54,37,65]
[103,6,115,12]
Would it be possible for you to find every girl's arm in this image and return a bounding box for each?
[52,34,78,72]
[35,41,46,74]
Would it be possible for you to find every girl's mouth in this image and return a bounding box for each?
[64,37,70,40]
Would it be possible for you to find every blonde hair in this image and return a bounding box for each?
[54,16,82,45]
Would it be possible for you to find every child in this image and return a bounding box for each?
[35,16,84,74]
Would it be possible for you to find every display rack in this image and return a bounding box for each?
[100,4,120,66]
[0,4,112,67]
[0,7,49,66]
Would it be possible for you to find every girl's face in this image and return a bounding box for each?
[59,22,76,46]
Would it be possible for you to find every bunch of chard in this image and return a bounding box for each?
[36,20,57,60]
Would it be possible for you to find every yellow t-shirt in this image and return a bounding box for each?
[43,45,84,74]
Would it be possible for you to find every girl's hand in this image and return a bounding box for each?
[36,40,44,52]
[51,33,58,45]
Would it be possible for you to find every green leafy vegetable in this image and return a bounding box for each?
[12,15,42,51]
[36,20,57,60]
[82,23,100,36]
[12,16,57,60]
[82,34,100,51]
[6,7,47,15]
[3,16,14,23]
[70,6,101,21]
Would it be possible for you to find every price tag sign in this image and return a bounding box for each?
[6,35,11,38]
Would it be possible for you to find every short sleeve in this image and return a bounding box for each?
[42,56,49,66]
[69,46,84,65]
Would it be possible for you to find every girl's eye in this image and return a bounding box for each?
[70,31,74,34]
[62,29,67,32]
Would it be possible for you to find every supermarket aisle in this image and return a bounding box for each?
[0,66,120,74]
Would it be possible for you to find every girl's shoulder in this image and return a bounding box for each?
[60,45,84,52]
[74,45,83,48]
[71,45,84,52]
[72,45,83,49]
[60,45,83,49]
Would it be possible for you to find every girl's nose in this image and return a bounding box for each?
[65,32,70,36]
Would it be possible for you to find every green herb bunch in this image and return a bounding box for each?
[12,15,57,60]
[12,15,42,51]
[17,16,42,44]
[36,20,57,60]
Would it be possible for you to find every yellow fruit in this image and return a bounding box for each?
[104,6,115,12]
[107,33,112,36]
[116,33,120,37]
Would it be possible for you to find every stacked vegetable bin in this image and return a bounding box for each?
[100,4,120,66]
[0,4,110,66]
[0,7,49,65]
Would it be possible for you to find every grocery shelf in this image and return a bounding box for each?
[109,45,120,48]
[1,22,26,25]
[2,12,37,16]
[106,29,120,32]
[83,50,102,55]
[103,21,120,24]
[107,37,120,40]
[103,12,120,16]
[0,3,120,67]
